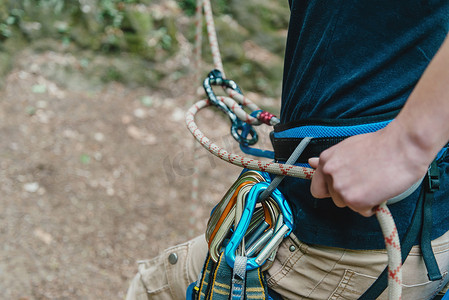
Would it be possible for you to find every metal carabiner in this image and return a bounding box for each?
[209,183,257,262]
[203,69,258,145]
[206,171,265,243]
[224,181,294,270]
[207,181,252,246]
[203,69,236,119]
[206,171,267,262]
[245,198,280,257]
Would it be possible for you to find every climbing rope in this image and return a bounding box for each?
[186,99,314,179]
[376,203,403,300]
[189,0,402,299]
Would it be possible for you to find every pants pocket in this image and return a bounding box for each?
[126,236,208,300]
[125,257,168,300]
[135,256,170,299]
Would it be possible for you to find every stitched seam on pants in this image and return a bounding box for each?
[183,241,191,287]
[409,230,449,255]
[409,244,449,256]
[401,274,446,288]
[138,271,170,295]
[338,272,356,300]
[306,249,346,299]
[330,270,355,300]
[267,243,307,287]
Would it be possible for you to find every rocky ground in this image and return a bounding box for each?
[0,45,280,299]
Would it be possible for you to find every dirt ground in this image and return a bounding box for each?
[0,48,279,299]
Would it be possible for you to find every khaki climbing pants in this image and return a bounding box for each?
[126,231,449,300]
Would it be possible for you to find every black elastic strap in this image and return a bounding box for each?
[421,161,442,281]
[271,135,347,163]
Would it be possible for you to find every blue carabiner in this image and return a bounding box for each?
[224,180,293,270]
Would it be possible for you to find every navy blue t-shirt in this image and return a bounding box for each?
[279,0,449,249]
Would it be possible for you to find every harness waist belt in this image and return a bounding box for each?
[271,135,346,163]
[271,114,396,163]
[271,117,449,164]
[271,114,446,296]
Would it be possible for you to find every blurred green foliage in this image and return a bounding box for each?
[0,0,177,58]
[177,0,196,16]
[0,0,289,96]
[177,0,230,16]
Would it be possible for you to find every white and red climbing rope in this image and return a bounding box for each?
[189,0,402,299]
[377,202,403,300]
[186,99,315,179]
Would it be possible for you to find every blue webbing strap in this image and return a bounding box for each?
[239,110,275,159]
[198,254,214,300]
[188,252,268,300]
[246,267,269,300]
[273,120,391,138]
[208,253,233,300]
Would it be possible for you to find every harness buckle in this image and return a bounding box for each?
[427,161,440,193]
